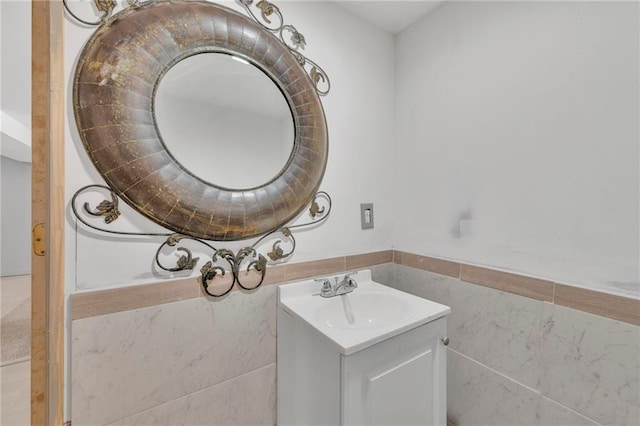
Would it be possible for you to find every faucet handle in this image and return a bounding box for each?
[314,277,333,297]
[342,271,358,288]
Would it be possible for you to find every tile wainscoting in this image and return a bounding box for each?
[391,264,639,426]
[71,285,278,425]
[70,252,395,425]
[70,250,638,425]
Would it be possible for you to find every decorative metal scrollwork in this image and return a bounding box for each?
[63,0,330,96]
[62,0,115,26]
[83,190,120,224]
[66,0,332,296]
[72,185,332,297]
[239,0,331,95]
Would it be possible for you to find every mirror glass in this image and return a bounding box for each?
[155,53,295,189]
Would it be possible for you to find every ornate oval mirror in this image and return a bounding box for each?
[154,52,295,190]
[73,0,328,241]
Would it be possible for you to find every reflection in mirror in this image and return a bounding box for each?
[155,53,295,189]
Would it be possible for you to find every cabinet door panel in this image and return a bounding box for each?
[342,319,447,426]
[367,349,434,425]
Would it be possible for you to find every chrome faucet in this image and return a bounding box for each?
[316,272,358,298]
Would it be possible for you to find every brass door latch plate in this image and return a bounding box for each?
[33,223,45,256]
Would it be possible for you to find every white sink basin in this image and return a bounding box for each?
[278,270,451,355]
[313,289,409,329]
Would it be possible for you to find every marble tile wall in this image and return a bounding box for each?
[71,286,277,425]
[108,364,276,426]
[540,304,639,426]
[392,264,640,426]
[70,251,638,425]
[70,257,396,425]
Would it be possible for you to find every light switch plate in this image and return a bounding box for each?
[360,203,374,229]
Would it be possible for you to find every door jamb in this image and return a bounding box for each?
[32,0,65,424]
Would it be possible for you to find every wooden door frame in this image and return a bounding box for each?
[32,0,65,424]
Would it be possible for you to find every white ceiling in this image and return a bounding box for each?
[335,1,445,34]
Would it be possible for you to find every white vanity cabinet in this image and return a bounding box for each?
[277,270,450,426]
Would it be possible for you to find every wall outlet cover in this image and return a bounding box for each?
[361,203,374,229]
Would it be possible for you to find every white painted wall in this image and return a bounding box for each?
[1,1,32,163]
[1,0,31,127]
[1,110,32,163]
[1,0,32,277]
[64,1,396,290]
[0,156,31,276]
[394,1,639,298]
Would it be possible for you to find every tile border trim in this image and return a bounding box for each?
[554,283,639,326]
[459,263,554,302]
[70,249,638,326]
[70,250,393,320]
[394,250,639,326]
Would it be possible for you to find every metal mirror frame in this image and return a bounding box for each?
[73,0,328,242]
[68,0,331,296]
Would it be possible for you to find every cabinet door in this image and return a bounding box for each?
[342,319,447,426]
